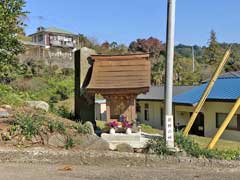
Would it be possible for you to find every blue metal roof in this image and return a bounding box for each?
[173,77,240,105]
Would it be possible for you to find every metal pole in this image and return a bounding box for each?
[192,46,195,72]
[164,0,176,148]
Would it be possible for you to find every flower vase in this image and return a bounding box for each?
[110,128,115,134]
[126,128,132,134]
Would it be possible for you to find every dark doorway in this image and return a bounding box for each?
[189,112,204,136]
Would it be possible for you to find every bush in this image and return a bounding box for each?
[147,137,172,155]
[74,121,94,135]
[175,132,223,158]
[11,77,48,92]
[54,106,73,119]
[0,84,25,106]
[56,85,70,100]
[49,95,61,104]
[13,113,44,139]
[47,120,66,134]
[65,136,74,149]
[175,132,205,158]
[148,132,240,160]
[61,68,74,76]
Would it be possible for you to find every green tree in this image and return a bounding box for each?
[174,54,201,85]
[0,0,27,82]
[151,55,165,85]
[203,30,222,64]
[110,41,118,49]
[77,34,94,48]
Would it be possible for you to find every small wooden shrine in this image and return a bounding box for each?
[87,54,150,123]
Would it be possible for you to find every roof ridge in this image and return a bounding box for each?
[218,76,240,79]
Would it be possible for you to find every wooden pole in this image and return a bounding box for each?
[183,47,231,136]
[208,98,240,149]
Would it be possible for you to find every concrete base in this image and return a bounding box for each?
[101,133,162,150]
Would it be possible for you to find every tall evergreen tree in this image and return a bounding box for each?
[203,30,221,64]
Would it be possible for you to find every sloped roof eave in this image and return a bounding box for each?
[173,78,240,106]
[87,54,151,93]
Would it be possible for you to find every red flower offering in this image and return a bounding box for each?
[108,120,119,128]
[122,121,132,128]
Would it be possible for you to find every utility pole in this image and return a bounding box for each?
[164,0,176,148]
[192,46,195,72]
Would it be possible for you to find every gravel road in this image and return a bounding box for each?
[1,162,240,180]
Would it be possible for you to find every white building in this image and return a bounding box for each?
[136,86,194,129]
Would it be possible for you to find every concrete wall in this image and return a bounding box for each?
[19,45,74,68]
[175,102,240,141]
[137,100,164,129]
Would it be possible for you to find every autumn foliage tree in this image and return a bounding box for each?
[129,37,165,85]
[101,41,110,49]
[129,37,164,58]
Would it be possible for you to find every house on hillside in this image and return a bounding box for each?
[136,86,195,129]
[29,26,79,49]
[173,75,240,141]
[19,27,80,68]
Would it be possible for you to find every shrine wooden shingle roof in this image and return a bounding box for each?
[87,54,151,93]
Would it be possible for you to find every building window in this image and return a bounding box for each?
[216,113,240,131]
[136,103,141,113]
[38,34,43,42]
[144,104,149,121]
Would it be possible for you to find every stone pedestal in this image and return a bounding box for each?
[101,133,145,150]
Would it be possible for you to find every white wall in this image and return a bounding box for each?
[137,100,164,129]
[175,102,240,141]
[100,103,106,120]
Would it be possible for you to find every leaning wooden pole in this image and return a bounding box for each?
[183,47,231,136]
[208,97,240,149]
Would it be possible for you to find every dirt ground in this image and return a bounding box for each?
[1,162,240,180]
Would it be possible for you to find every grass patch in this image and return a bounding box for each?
[96,120,106,130]
[139,124,162,134]
[190,135,240,151]
[0,84,26,106]
[2,75,74,107]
